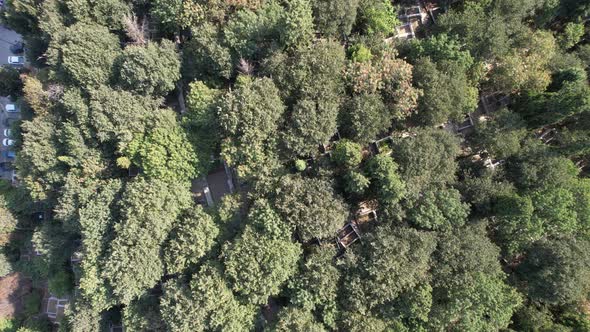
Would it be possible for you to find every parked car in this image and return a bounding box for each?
[9,41,24,54]
[2,138,14,146]
[7,56,24,65]
[3,129,11,137]
[2,150,15,159]
[5,104,18,113]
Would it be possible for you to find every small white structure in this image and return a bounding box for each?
[46,295,69,323]
[395,3,428,39]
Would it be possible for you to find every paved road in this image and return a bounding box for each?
[0,25,22,183]
[0,95,19,181]
[0,25,21,65]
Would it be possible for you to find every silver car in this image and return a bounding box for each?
[5,104,18,112]
[7,56,24,65]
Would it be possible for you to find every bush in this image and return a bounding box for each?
[560,22,585,49]
[48,269,73,298]
[357,0,399,35]
[23,290,42,316]
[0,251,13,278]
[344,170,370,195]
[349,44,372,63]
[20,317,52,332]
[0,318,17,332]
[294,159,307,172]
[332,140,363,168]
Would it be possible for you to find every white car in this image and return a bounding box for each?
[2,138,14,146]
[5,104,18,112]
[3,129,11,137]
[7,56,24,65]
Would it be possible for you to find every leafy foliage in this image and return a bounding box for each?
[312,0,359,37]
[429,223,522,331]
[274,176,348,241]
[0,66,23,98]
[406,186,470,231]
[518,237,590,305]
[347,227,437,310]
[125,109,198,182]
[393,128,460,197]
[116,40,181,96]
[288,245,340,327]
[160,263,257,331]
[412,57,478,125]
[218,76,285,180]
[365,154,406,218]
[163,205,218,275]
[356,0,398,35]
[47,23,121,88]
[222,200,301,304]
[102,179,192,304]
[268,306,327,332]
[331,139,362,168]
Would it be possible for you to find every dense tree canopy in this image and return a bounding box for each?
[163,205,218,275]
[518,237,590,305]
[346,226,437,310]
[393,128,460,196]
[160,263,257,331]
[222,200,301,304]
[102,179,192,304]
[5,0,590,330]
[115,40,181,96]
[47,23,121,88]
[124,109,198,182]
[218,76,285,180]
[274,176,348,242]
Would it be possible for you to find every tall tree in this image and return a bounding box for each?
[124,109,198,182]
[47,23,121,88]
[518,237,590,305]
[346,226,437,310]
[288,245,340,327]
[102,179,192,305]
[274,176,349,242]
[17,114,66,201]
[392,128,460,197]
[0,65,23,98]
[365,154,406,219]
[429,223,522,331]
[279,40,346,156]
[163,205,219,275]
[355,0,398,36]
[340,93,389,144]
[472,108,527,159]
[160,263,257,332]
[222,200,302,304]
[412,57,478,126]
[87,86,162,151]
[115,40,181,96]
[405,186,470,231]
[312,0,359,37]
[268,306,327,332]
[218,76,285,181]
